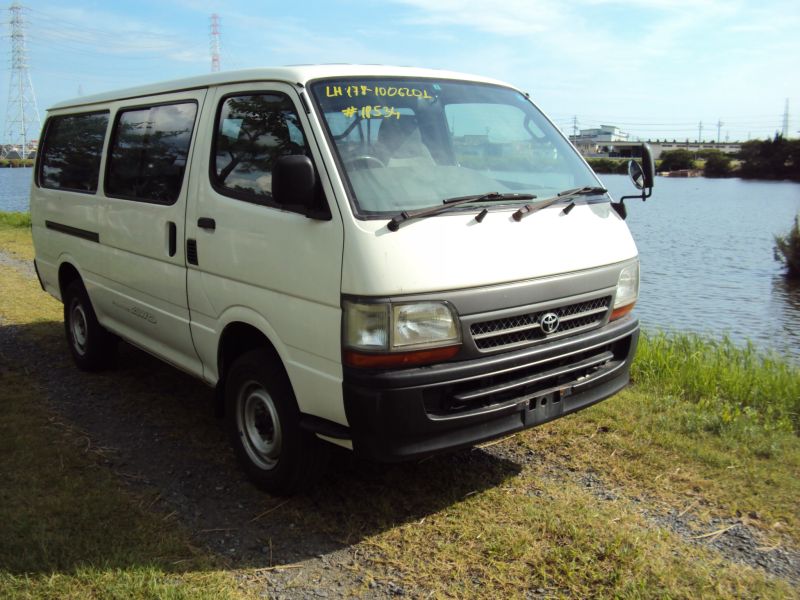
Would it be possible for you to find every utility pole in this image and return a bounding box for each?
[3,2,41,159]
[782,98,789,138]
[572,115,578,138]
[210,14,221,73]
[698,121,703,143]
[716,119,724,144]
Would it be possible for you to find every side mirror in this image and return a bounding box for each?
[641,143,655,189]
[627,143,655,191]
[613,144,655,219]
[628,160,645,190]
[272,155,331,220]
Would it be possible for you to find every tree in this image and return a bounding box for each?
[737,134,800,180]
[702,151,732,177]
[657,149,695,172]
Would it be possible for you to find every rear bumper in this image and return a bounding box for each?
[343,315,639,461]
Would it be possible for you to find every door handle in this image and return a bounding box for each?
[198,217,216,231]
[167,221,177,257]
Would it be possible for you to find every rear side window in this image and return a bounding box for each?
[106,102,198,204]
[212,93,307,204]
[39,111,109,193]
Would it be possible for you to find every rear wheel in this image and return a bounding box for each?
[63,280,116,371]
[225,348,327,494]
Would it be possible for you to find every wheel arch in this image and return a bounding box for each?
[57,260,83,301]
[215,316,294,417]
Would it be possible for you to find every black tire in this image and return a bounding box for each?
[225,348,328,495]
[63,279,116,371]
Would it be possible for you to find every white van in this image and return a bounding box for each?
[30,65,653,494]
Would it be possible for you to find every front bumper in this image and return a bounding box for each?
[343,315,639,461]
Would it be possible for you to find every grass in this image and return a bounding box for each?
[1,211,799,598]
[0,159,34,168]
[0,211,34,263]
[0,234,249,598]
[349,471,791,598]
[0,211,32,228]
[0,365,247,599]
[634,332,800,435]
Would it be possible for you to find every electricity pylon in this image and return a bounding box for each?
[3,2,41,159]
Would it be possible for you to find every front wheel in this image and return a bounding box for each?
[225,349,327,494]
[63,280,116,371]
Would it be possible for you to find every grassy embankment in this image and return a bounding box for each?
[0,159,34,168]
[1,212,799,598]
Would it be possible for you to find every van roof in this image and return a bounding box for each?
[48,64,515,111]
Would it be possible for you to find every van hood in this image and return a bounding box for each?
[341,201,638,296]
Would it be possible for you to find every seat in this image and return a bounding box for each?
[376,117,435,167]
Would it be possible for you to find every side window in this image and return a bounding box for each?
[105,102,198,204]
[212,93,308,205]
[39,111,109,193]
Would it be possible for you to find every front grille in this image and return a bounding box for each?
[470,295,612,352]
[423,335,632,417]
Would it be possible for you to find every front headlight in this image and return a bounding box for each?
[343,300,461,367]
[343,301,389,349]
[392,302,460,348]
[611,261,639,320]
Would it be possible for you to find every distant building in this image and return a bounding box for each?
[568,124,743,159]
[570,125,631,157]
[1,141,37,160]
[2,147,22,160]
[571,124,629,144]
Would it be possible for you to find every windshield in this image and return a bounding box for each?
[310,78,599,217]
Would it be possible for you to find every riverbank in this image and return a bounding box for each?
[587,157,737,178]
[589,136,800,181]
[0,159,34,168]
[1,217,798,598]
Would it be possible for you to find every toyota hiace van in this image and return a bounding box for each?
[31,65,653,493]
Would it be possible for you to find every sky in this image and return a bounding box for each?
[2,0,799,144]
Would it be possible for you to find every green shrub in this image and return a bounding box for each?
[703,152,732,177]
[615,159,631,175]
[738,135,800,180]
[0,211,31,228]
[586,158,626,173]
[657,149,696,172]
[774,214,800,278]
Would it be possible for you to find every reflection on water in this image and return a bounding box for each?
[772,276,800,354]
[603,174,800,362]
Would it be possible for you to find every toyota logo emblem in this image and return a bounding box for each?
[540,312,560,335]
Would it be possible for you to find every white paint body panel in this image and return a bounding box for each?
[340,202,637,296]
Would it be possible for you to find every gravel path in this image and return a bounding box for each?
[0,249,35,278]
[1,248,797,595]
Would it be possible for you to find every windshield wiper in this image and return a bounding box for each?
[512,186,608,221]
[387,192,536,232]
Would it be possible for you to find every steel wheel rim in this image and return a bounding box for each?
[70,300,88,356]
[237,380,282,470]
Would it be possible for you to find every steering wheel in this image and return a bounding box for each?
[344,155,386,169]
